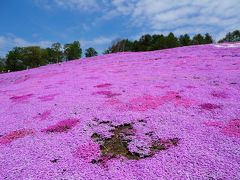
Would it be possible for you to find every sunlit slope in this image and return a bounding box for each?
[0,44,240,179]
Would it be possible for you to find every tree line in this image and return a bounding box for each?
[0,30,239,72]
[104,33,214,53]
[218,30,240,43]
[104,30,240,53]
[0,41,98,72]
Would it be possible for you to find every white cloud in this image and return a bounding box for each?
[53,0,98,10]
[0,36,7,48]
[95,0,240,39]
[0,35,52,56]
[106,0,240,40]
[74,0,238,41]
[81,36,113,47]
[81,36,116,53]
[34,0,239,40]
[34,0,100,11]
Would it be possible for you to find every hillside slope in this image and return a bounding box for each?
[0,44,240,179]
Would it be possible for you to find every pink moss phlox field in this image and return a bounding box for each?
[107,91,194,112]
[204,119,240,138]
[92,90,122,98]
[94,83,112,88]
[75,141,101,162]
[199,103,222,110]
[41,119,79,133]
[221,119,240,138]
[203,121,223,128]
[38,93,59,102]
[10,93,34,103]
[33,110,52,121]
[211,91,228,98]
[14,75,31,84]
[0,44,240,179]
[0,129,34,145]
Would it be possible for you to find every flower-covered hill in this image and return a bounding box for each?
[0,43,240,179]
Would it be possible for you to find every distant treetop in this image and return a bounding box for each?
[85,47,98,57]
[219,30,240,43]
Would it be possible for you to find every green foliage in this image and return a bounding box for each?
[204,33,214,44]
[150,34,167,50]
[192,34,205,45]
[103,49,112,54]
[179,34,191,46]
[6,47,26,71]
[22,46,46,67]
[5,42,64,71]
[104,32,215,54]
[51,43,63,63]
[64,41,82,60]
[166,32,179,48]
[219,30,240,43]
[108,39,133,53]
[131,40,140,51]
[42,43,63,64]
[5,45,62,71]
[138,34,153,51]
[192,33,213,45]
[0,57,6,72]
[85,47,98,57]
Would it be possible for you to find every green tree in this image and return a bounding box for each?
[204,33,214,44]
[51,43,63,63]
[41,47,53,63]
[5,46,48,71]
[132,40,140,51]
[192,34,205,45]
[42,43,63,63]
[110,38,122,52]
[138,34,152,51]
[104,32,215,54]
[6,47,26,71]
[22,46,46,68]
[103,49,112,54]
[166,32,179,48]
[179,34,191,46]
[150,34,167,50]
[108,39,134,53]
[64,41,82,60]
[219,30,240,42]
[85,47,98,57]
[0,57,6,72]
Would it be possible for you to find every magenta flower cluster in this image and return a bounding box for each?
[0,43,240,179]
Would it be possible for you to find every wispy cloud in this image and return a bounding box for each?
[34,0,101,11]
[0,35,52,56]
[81,36,113,47]
[110,0,240,39]
[33,0,240,40]
[81,36,116,53]
[54,0,98,10]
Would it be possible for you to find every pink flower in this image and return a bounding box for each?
[41,119,79,133]
[221,119,240,138]
[0,129,34,144]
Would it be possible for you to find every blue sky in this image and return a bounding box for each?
[0,0,239,56]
